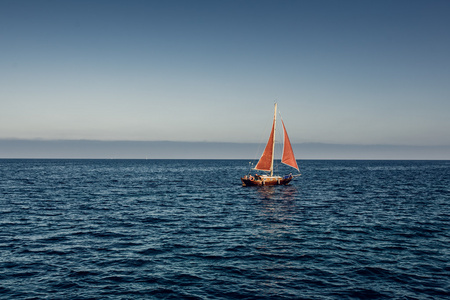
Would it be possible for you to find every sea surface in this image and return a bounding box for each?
[0,159,449,299]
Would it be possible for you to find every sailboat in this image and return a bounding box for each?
[241,103,300,186]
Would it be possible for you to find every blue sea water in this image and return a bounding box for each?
[0,159,449,299]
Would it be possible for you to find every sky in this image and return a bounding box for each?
[1,0,450,158]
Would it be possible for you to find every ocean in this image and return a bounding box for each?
[0,159,449,299]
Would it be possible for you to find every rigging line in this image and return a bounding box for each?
[252,109,275,171]
[276,108,283,165]
[246,161,253,175]
[278,109,301,174]
[273,108,284,171]
[247,110,268,170]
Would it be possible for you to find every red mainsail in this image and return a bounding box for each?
[281,119,299,171]
[254,119,275,172]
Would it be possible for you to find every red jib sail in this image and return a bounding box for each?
[281,119,299,171]
[255,119,275,172]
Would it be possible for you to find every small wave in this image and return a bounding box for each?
[341,288,393,299]
[138,247,165,255]
[51,280,82,289]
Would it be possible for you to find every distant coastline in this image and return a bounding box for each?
[0,139,449,160]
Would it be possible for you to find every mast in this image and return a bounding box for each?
[270,103,277,176]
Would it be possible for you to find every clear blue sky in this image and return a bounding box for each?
[1,0,449,146]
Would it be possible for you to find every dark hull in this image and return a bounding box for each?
[241,176,293,186]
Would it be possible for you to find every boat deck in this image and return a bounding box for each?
[241,174,293,186]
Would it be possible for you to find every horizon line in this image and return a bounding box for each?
[1,138,449,148]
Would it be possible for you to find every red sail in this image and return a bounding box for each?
[255,120,275,172]
[281,119,299,171]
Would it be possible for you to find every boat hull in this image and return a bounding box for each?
[241,175,293,186]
